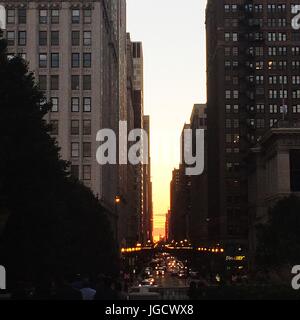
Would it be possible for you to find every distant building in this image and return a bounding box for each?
[248,120,300,265]
[189,104,208,246]
[143,115,153,243]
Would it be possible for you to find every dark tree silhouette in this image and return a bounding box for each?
[0,40,118,288]
[256,195,300,268]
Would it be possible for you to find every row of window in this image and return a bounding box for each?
[6,8,92,25]
[41,94,92,114]
[6,30,92,47]
[50,119,92,135]
[225,46,300,57]
[70,142,92,158]
[225,104,300,114]
[38,53,92,68]
[226,60,300,71]
[224,18,287,28]
[71,165,91,181]
[225,3,295,13]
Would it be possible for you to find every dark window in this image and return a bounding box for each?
[51,53,59,68]
[50,120,59,135]
[71,165,79,179]
[83,142,91,157]
[50,75,59,90]
[51,9,59,24]
[39,31,48,46]
[71,97,80,112]
[71,75,80,90]
[83,53,91,67]
[39,53,47,68]
[83,165,91,180]
[83,9,92,24]
[83,31,92,46]
[83,97,91,112]
[83,119,91,135]
[71,142,79,158]
[7,9,15,24]
[72,31,80,46]
[39,75,47,91]
[290,150,300,192]
[51,31,59,46]
[72,53,80,67]
[50,97,59,112]
[39,9,48,24]
[83,75,91,90]
[18,9,27,24]
[18,31,26,46]
[71,120,80,135]
[7,31,15,46]
[72,9,80,24]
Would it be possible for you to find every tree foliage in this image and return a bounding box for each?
[256,195,300,268]
[0,40,118,286]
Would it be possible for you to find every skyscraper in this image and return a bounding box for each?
[206,0,300,254]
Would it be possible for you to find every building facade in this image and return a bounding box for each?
[206,0,300,254]
[0,0,129,241]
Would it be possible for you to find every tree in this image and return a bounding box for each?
[0,40,118,287]
[256,195,300,269]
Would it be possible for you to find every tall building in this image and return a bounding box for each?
[189,104,208,245]
[206,0,300,254]
[0,0,124,240]
[132,41,144,243]
[142,115,153,243]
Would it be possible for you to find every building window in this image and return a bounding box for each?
[71,120,80,135]
[18,31,26,46]
[270,119,278,127]
[51,53,59,68]
[72,53,80,68]
[83,31,92,46]
[256,104,265,113]
[292,105,300,113]
[225,33,230,42]
[71,75,80,90]
[226,134,232,143]
[71,142,80,158]
[50,75,59,90]
[290,150,300,192]
[51,31,59,46]
[232,33,238,42]
[233,90,239,99]
[83,53,91,68]
[39,9,48,24]
[83,75,91,90]
[233,119,239,129]
[71,165,79,179]
[83,142,91,158]
[225,90,231,99]
[83,120,91,135]
[256,119,265,129]
[83,165,91,180]
[72,9,80,24]
[225,105,231,113]
[7,31,15,46]
[83,97,91,112]
[71,97,80,112]
[71,31,80,46]
[7,9,15,24]
[269,104,278,113]
[50,120,59,135]
[226,119,231,129]
[39,31,47,46]
[51,9,59,24]
[18,9,27,24]
[50,97,59,112]
[39,75,47,91]
[39,53,47,68]
[83,9,92,24]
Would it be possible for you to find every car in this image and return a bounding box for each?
[177,270,187,278]
[139,278,156,287]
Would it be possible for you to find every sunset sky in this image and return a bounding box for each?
[127,0,207,240]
